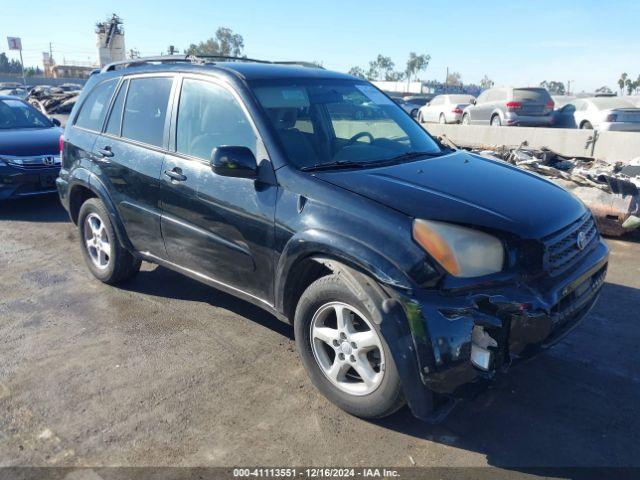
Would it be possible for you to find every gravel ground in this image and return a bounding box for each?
[0,195,639,474]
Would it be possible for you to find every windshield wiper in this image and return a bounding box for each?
[383,150,445,162]
[300,160,369,172]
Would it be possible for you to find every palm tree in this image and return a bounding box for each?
[618,73,628,95]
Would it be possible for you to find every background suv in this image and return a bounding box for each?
[57,57,607,422]
[462,87,555,127]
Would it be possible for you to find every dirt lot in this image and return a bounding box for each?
[1,195,639,472]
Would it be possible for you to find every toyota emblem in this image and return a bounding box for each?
[576,231,587,251]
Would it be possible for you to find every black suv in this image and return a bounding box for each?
[57,56,608,421]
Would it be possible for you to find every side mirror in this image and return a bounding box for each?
[211,146,258,179]
[51,117,61,127]
[469,99,476,105]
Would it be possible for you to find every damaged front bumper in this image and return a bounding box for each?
[386,238,609,422]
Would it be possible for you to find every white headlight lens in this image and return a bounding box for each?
[413,219,505,278]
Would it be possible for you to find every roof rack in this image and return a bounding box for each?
[100,55,324,73]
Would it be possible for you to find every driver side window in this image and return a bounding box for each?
[176,79,257,161]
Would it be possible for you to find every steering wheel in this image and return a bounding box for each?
[347,131,374,145]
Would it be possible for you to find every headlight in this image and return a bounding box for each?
[0,157,7,166]
[412,219,505,278]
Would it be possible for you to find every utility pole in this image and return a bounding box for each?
[445,66,449,93]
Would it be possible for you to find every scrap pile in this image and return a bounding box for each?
[474,142,640,236]
[27,87,79,115]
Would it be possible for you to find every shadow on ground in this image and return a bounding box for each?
[0,194,68,223]
[122,265,294,339]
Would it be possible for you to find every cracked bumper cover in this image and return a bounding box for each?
[384,238,609,421]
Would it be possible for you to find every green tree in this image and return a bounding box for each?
[618,73,628,95]
[625,78,637,95]
[540,80,565,95]
[385,71,405,81]
[185,27,245,57]
[405,52,430,83]
[348,66,366,79]
[367,55,394,80]
[480,75,494,89]
[0,53,22,74]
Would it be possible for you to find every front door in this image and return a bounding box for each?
[159,76,277,304]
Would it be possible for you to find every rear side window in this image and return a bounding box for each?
[176,79,256,160]
[75,79,117,131]
[121,77,173,148]
[513,88,552,103]
[105,79,128,136]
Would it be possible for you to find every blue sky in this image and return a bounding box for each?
[2,0,639,92]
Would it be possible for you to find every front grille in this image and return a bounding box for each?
[6,155,60,170]
[542,213,598,277]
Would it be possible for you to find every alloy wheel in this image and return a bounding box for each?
[310,302,385,396]
[84,213,111,270]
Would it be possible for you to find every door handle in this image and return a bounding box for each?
[164,168,187,182]
[97,146,114,158]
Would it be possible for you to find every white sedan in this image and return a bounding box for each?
[417,94,475,124]
[554,97,640,131]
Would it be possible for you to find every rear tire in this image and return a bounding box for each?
[78,198,141,285]
[491,114,502,126]
[294,274,404,419]
[439,113,446,124]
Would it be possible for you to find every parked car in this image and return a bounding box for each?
[462,87,555,127]
[57,57,608,422]
[390,96,421,117]
[0,87,28,99]
[554,97,640,131]
[403,94,434,106]
[417,94,475,124]
[0,96,62,200]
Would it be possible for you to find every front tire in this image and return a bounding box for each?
[462,113,470,125]
[417,111,424,123]
[580,121,593,129]
[294,274,404,419]
[78,198,141,285]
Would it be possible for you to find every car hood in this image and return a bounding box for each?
[314,150,586,238]
[0,127,62,156]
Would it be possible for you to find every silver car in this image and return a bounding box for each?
[462,87,555,127]
[554,97,640,131]
[417,94,475,124]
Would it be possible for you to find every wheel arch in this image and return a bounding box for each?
[275,230,412,322]
[68,173,134,252]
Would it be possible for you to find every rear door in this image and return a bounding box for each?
[159,75,277,303]
[68,78,119,181]
[94,74,175,256]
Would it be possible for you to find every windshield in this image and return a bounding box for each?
[0,99,52,129]
[250,79,443,169]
